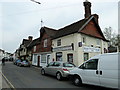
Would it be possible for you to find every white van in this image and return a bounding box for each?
[69,53,119,89]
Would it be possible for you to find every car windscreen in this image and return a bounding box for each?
[63,63,75,67]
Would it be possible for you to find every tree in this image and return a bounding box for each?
[103,27,119,52]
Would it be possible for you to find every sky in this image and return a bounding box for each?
[0,0,119,53]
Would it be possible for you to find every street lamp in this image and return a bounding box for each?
[30,0,41,4]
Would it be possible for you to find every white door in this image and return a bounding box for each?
[99,54,118,88]
[82,59,100,86]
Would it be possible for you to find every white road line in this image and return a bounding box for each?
[0,71,16,90]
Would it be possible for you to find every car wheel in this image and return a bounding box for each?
[41,69,45,75]
[56,72,62,81]
[73,75,82,86]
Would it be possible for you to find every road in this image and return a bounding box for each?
[2,62,116,89]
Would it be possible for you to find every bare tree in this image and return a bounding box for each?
[103,27,119,52]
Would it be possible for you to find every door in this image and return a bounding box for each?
[82,59,100,86]
[37,56,40,67]
[47,54,51,64]
[67,54,73,63]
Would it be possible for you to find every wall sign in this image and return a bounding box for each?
[53,45,72,52]
[83,46,100,52]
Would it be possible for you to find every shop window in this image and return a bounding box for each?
[44,39,47,47]
[67,54,73,63]
[84,53,89,61]
[56,52,62,61]
[41,54,46,63]
[57,39,61,46]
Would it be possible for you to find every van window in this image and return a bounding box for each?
[84,59,98,70]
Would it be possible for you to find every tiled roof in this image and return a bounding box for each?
[27,38,40,48]
[40,26,57,38]
[22,39,32,47]
[53,18,89,39]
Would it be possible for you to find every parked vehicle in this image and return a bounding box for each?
[18,60,31,67]
[13,59,21,65]
[16,59,23,66]
[69,53,119,89]
[41,61,76,80]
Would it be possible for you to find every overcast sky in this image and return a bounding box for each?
[0,0,119,53]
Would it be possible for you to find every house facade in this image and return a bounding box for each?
[19,36,33,60]
[32,27,57,67]
[51,1,108,66]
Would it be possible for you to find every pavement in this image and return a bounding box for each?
[0,61,11,90]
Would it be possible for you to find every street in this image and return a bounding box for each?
[2,62,116,89]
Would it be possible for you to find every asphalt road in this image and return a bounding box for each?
[2,62,116,89]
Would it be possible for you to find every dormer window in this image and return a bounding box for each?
[44,39,47,47]
[57,39,61,46]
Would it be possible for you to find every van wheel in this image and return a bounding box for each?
[73,75,82,86]
[56,72,62,81]
[41,69,45,75]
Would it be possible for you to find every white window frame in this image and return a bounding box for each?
[57,39,61,46]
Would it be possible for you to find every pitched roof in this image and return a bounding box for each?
[52,15,107,41]
[53,18,87,39]
[22,39,32,47]
[27,38,40,48]
[40,26,57,38]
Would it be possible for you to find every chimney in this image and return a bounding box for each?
[93,14,99,24]
[28,36,33,41]
[83,0,91,18]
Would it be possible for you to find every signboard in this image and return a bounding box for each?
[53,45,73,52]
[83,46,100,52]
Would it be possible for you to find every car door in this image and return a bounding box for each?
[82,59,100,86]
[45,62,54,75]
[52,62,61,76]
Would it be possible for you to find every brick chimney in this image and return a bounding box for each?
[83,0,91,18]
[93,14,99,24]
[28,36,33,41]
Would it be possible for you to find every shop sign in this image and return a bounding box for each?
[83,46,100,52]
[53,45,72,52]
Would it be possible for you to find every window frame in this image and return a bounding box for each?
[57,39,61,46]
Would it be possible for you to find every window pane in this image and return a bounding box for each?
[85,59,98,70]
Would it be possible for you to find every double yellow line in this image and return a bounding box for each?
[0,71,16,90]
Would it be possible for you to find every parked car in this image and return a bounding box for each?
[18,60,31,67]
[41,61,76,80]
[13,59,21,65]
[69,53,119,89]
[16,59,23,66]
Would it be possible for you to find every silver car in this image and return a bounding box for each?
[41,61,76,80]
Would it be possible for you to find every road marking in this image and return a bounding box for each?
[0,71,16,90]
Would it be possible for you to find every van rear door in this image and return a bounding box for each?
[99,53,118,89]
